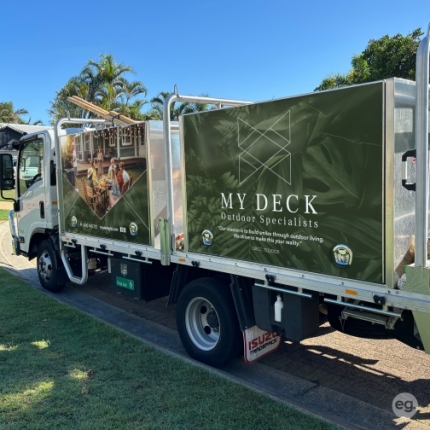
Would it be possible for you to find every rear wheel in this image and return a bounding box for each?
[37,240,66,293]
[176,277,242,367]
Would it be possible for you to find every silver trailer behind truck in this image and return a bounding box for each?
[1,29,430,367]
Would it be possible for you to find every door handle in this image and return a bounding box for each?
[401,149,416,191]
[39,201,45,219]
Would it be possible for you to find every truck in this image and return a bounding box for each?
[1,29,430,368]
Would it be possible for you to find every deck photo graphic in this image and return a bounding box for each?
[60,124,150,244]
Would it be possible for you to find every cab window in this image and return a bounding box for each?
[18,138,44,197]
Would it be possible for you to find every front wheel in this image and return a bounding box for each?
[176,277,242,367]
[37,240,66,293]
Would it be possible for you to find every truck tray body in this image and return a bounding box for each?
[57,79,420,292]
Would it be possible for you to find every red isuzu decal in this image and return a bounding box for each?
[243,326,281,364]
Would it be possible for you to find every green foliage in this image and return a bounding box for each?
[0,101,28,123]
[147,91,170,120]
[149,92,215,121]
[315,28,423,91]
[0,209,9,221]
[49,54,217,123]
[48,78,87,121]
[48,54,148,124]
[0,101,43,125]
[0,268,335,430]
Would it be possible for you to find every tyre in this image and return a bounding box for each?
[37,240,66,293]
[176,277,242,367]
[327,303,390,339]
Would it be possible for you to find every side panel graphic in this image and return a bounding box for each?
[183,84,384,283]
[60,124,150,245]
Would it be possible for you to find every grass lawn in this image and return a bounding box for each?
[0,268,336,430]
[0,189,14,222]
[0,209,9,221]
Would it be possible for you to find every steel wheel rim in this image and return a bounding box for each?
[38,250,53,282]
[185,297,220,351]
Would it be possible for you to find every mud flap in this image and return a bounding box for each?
[243,325,281,364]
[413,311,430,354]
[56,264,69,285]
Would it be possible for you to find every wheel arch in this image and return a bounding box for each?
[168,265,228,305]
[169,266,256,331]
[28,231,51,260]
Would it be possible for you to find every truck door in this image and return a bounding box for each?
[16,134,48,253]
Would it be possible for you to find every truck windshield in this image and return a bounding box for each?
[18,137,44,197]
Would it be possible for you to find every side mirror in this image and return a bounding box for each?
[0,154,15,191]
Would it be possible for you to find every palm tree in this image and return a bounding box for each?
[115,99,150,121]
[83,54,132,88]
[120,80,147,105]
[149,91,171,120]
[49,54,148,124]
[112,80,148,120]
[96,83,121,112]
[48,77,90,121]
[0,101,29,124]
[150,92,214,120]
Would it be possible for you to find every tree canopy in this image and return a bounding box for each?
[147,92,214,121]
[315,28,423,91]
[49,53,213,124]
[48,54,148,123]
[48,54,215,122]
[0,101,42,125]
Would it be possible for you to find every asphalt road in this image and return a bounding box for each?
[0,221,429,430]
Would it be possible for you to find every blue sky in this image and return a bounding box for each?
[2,0,430,125]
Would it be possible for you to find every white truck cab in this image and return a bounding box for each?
[7,128,80,259]
[15,131,56,255]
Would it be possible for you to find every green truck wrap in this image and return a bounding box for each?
[183,83,384,283]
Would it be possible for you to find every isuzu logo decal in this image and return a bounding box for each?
[243,325,281,364]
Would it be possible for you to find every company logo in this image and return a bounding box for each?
[70,216,77,228]
[333,244,353,266]
[248,332,279,355]
[129,222,138,236]
[392,393,418,418]
[238,111,291,185]
[244,325,281,364]
[202,230,213,246]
